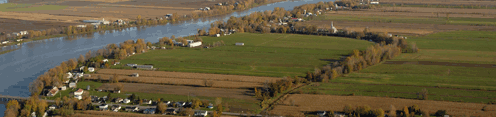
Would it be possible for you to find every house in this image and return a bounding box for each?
[125,106,139,111]
[49,105,57,110]
[60,86,67,91]
[64,79,70,84]
[126,64,137,67]
[317,111,326,116]
[74,89,84,96]
[176,102,186,107]
[47,87,59,97]
[163,101,171,105]
[103,59,108,63]
[74,95,82,100]
[16,39,23,42]
[88,67,94,72]
[123,99,131,104]
[76,25,87,28]
[235,43,244,46]
[215,34,220,37]
[66,72,73,78]
[134,65,153,69]
[69,82,77,88]
[188,41,202,48]
[217,3,222,5]
[31,112,36,117]
[131,73,139,77]
[113,90,120,93]
[114,98,124,103]
[79,66,85,71]
[166,108,178,115]
[99,104,109,110]
[370,1,379,4]
[194,110,208,117]
[111,105,121,112]
[205,7,210,10]
[143,108,156,114]
[2,41,9,44]
[114,62,120,65]
[142,99,152,104]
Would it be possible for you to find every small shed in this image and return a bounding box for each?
[132,73,139,77]
[88,67,95,72]
[69,82,77,88]
[235,43,244,46]
[216,34,220,37]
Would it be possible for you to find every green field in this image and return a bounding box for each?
[0,3,67,11]
[49,81,259,111]
[302,31,496,103]
[113,33,374,77]
[311,15,496,26]
[379,4,496,9]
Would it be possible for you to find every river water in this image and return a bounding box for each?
[0,0,334,115]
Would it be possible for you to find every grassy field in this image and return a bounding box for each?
[300,30,496,103]
[311,15,496,26]
[113,33,373,77]
[0,3,67,11]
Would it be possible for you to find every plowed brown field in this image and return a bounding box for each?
[121,83,256,100]
[270,94,496,117]
[97,69,280,83]
[89,69,279,88]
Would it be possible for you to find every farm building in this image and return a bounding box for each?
[131,73,139,77]
[114,98,124,103]
[134,65,153,69]
[60,86,67,91]
[126,64,137,67]
[142,99,152,104]
[235,43,244,46]
[75,95,82,100]
[188,41,202,48]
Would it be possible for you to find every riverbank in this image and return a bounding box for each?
[0,0,286,55]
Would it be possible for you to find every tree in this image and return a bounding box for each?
[215,97,222,106]
[373,108,385,117]
[78,54,85,64]
[107,93,112,101]
[37,100,48,117]
[192,98,202,109]
[146,42,152,47]
[5,100,20,117]
[128,93,136,101]
[156,102,167,114]
[326,110,335,117]
[389,105,397,117]
[55,97,61,106]
[215,104,223,115]
[111,73,119,83]
[343,104,353,115]
[402,106,409,117]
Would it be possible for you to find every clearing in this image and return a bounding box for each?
[270,94,496,117]
[113,33,374,77]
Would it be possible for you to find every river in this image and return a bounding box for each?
[0,0,334,115]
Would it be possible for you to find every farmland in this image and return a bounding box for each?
[269,94,496,117]
[113,33,374,77]
[293,30,496,110]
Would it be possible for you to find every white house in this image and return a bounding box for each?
[66,72,73,78]
[112,105,121,112]
[125,106,139,111]
[216,34,220,37]
[370,1,379,4]
[188,41,202,48]
[123,99,131,104]
[99,104,109,110]
[2,41,9,44]
[74,89,84,96]
[74,95,82,100]
[235,43,244,46]
[88,67,94,72]
[114,98,124,103]
[194,110,208,116]
[60,86,67,91]
[103,59,108,62]
[142,99,152,104]
[19,31,28,35]
[69,82,77,88]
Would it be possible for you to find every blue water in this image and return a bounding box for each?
[0,0,335,115]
